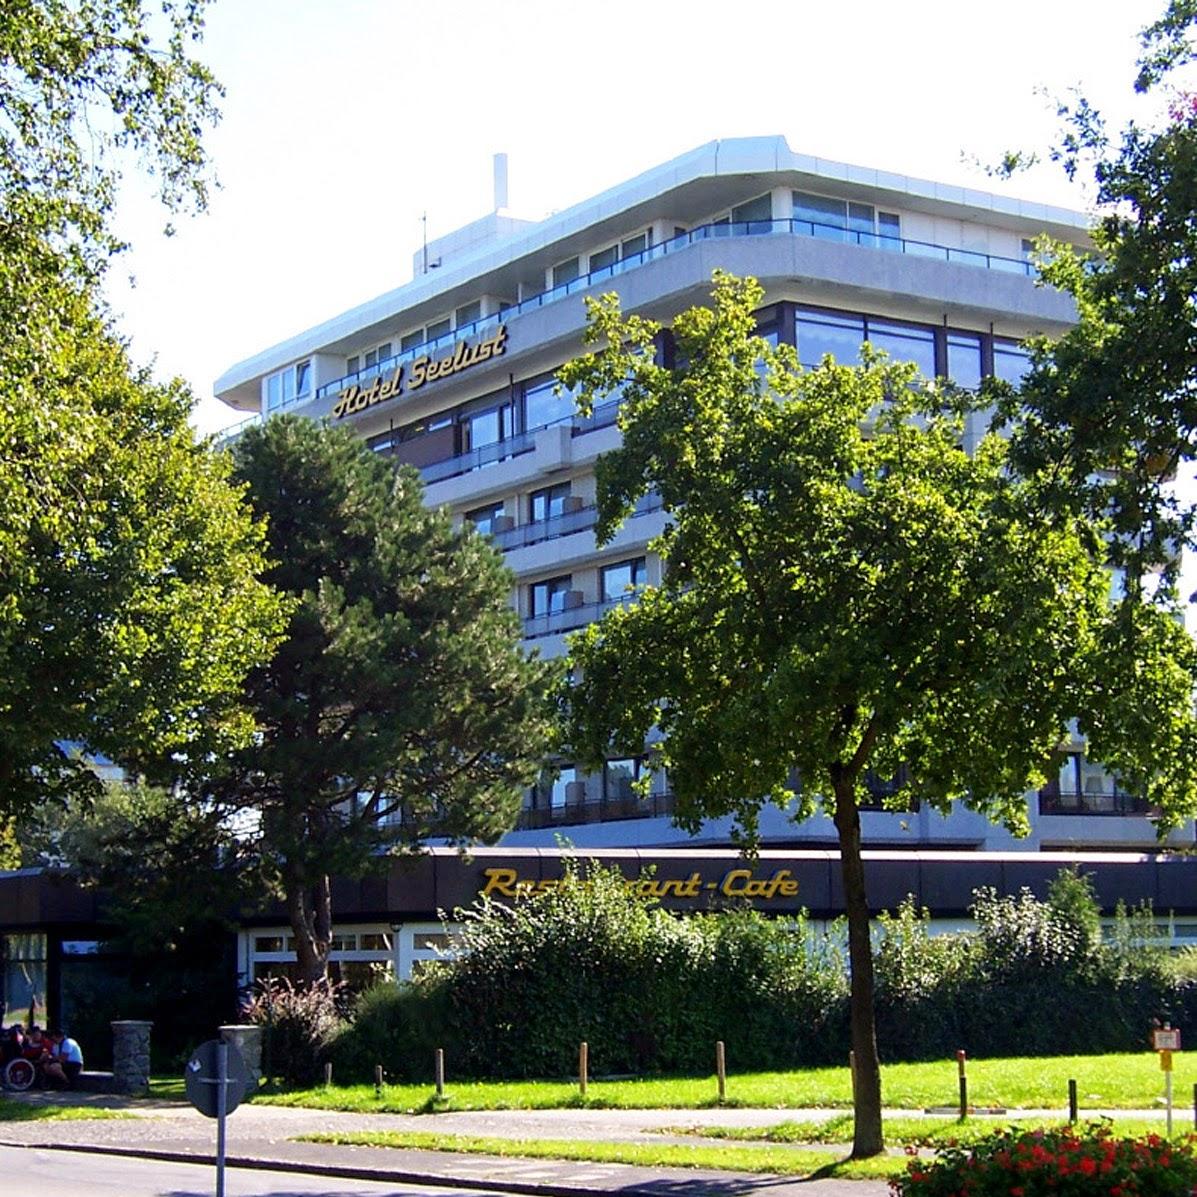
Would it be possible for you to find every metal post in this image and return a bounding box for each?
[374,1064,383,1098]
[1167,1069,1173,1137]
[579,1042,588,1099]
[1068,1078,1078,1124]
[957,1050,968,1119]
[215,1041,228,1197]
[715,1041,726,1104]
[435,1048,445,1100]
[323,1061,332,1088]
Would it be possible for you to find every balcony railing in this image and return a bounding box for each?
[311,218,1036,405]
[1038,787,1154,817]
[517,790,676,830]
[523,592,638,640]
[491,491,663,553]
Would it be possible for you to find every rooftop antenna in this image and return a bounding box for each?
[493,152,509,212]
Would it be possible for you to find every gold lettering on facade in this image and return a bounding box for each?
[478,866,797,905]
[332,325,508,420]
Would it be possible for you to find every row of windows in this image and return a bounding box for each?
[264,359,312,413]
[528,556,646,618]
[345,299,509,376]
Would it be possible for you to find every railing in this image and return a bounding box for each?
[491,491,663,553]
[516,790,676,830]
[312,218,1035,403]
[212,410,262,446]
[419,430,535,484]
[1038,787,1153,817]
[523,593,637,641]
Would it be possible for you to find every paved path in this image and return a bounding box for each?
[0,1094,1180,1197]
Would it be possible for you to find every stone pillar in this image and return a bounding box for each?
[219,1024,262,1091]
[110,1020,152,1096]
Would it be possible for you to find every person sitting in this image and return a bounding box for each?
[22,1025,47,1062]
[44,1030,83,1089]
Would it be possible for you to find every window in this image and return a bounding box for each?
[401,330,425,353]
[529,574,572,617]
[604,758,641,802]
[535,765,577,809]
[866,319,935,378]
[993,339,1031,387]
[264,360,312,413]
[589,244,619,273]
[466,502,505,536]
[795,308,866,368]
[530,482,571,522]
[363,342,392,370]
[946,332,983,390]
[602,557,647,602]
[463,403,510,452]
[793,191,898,246]
[3,933,47,1021]
[346,355,360,375]
[524,376,576,431]
[426,317,451,342]
[455,300,481,327]
[622,232,649,258]
[552,257,579,287]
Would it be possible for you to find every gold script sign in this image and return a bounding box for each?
[331,325,508,420]
[478,866,799,903]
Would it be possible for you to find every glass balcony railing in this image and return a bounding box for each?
[490,491,663,553]
[516,790,676,830]
[523,591,640,641]
[310,219,1036,405]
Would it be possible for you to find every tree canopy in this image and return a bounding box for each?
[0,0,286,817]
[559,272,1197,1156]
[208,417,556,984]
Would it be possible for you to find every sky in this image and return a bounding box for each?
[102,0,1178,438]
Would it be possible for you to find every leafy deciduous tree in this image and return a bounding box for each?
[559,272,1197,1157]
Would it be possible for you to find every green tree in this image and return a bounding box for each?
[0,1,287,816]
[558,272,1197,1157]
[997,1,1197,589]
[208,416,555,985]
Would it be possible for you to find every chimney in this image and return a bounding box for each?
[493,152,509,212]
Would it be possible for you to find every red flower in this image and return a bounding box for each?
[1079,1157,1097,1175]
[1010,1188,1024,1196]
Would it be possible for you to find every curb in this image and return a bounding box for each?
[0,1138,758,1197]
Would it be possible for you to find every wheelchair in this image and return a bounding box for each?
[2,1055,40,1091]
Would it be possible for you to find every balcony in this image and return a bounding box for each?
[1038,785,1154,817]
[314,219,1036,404]
[491,491,663,553]
[516,790,676,830]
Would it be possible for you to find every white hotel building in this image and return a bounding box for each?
[215,135,1193,861]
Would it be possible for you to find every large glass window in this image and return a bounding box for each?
[530,482,571,523]
[524,376,576,431]
[604,758,641,802]
[552,257,580,287]
[946,333,983,390]
[793,192,898,247]
[529,574,572,617]
[795,308,866,368]
[867,319,935,378]
[465,406,505,452]
[426,317,451,342]
[2,933,47,1021]
[602,557,647,602]
[732,194,772,233]
[455,300,481,327]
[466,502,505,536]
[535,765,577,809]
[993,339,1032,387]
[264,361,311,413]
[589,244,619,273]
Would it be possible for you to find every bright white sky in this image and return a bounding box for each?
[103,0,1175,437]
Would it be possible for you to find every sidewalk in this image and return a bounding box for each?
[0,1095,1179,1197]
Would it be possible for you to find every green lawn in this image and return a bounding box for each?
[259,1052,1192,1114]
[297,1129,899,1181]
[0,1100,132,1122]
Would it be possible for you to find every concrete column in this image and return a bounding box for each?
[110,1020,152,1095]
[219,1024,262,1091]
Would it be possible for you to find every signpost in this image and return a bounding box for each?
[185,1039,249,1197]
[1152,1025,1182,1136]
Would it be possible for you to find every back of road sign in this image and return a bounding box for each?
[185,1039,249,1118]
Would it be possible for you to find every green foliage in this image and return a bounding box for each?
[245,978,346,1087]
[214,417,556,981]
[332,863,848,1081]
[895,1122,1197,1197]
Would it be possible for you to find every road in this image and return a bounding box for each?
[0,1146,514,1197]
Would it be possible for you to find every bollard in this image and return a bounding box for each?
[957,1049,968,1119]
[324,1061,333,1088]
[1068,1078,1078,1124]
[579,1041,589,1099]
[715,1041,726,1104]
[435,1047,445,1101]
[375,1064,383,1098]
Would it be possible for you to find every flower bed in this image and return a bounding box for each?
[893,1123,1197,1197]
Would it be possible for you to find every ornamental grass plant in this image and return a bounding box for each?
[892,1123,1197,1197]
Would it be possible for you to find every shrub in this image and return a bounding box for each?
[244,977,345,1086]
[893,1123,1197,1197]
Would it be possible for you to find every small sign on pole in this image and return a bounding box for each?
[1151,1024,1182,1136]
[185,1039,249,1197]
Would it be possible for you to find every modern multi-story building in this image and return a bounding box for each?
[215,135,1187,861]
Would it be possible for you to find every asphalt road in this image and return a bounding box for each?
[0,1146,514,1197]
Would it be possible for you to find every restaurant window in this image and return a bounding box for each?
[466,502,505,536]
[604,758,642,802]
[530,482,571,523]
[535,764,577,809]
[602,557,647,603]
[529,574,572,617]
[866,319,935,378]
[795,308,866,368]
[946,332,983,390]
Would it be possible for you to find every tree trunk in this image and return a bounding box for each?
[285,864,332,987]
[832,775,884,1158]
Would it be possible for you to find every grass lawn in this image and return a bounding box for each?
[258,1052,1192,1114]
[0,1100,132,1122]
[296,1129,899,1181]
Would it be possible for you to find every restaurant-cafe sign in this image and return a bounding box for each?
[331,325,508,420]
[479,866,800,904]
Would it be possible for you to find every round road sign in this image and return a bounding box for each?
[184,1039,249,1119]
